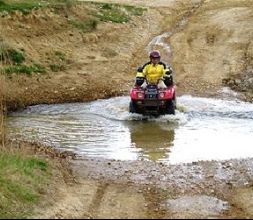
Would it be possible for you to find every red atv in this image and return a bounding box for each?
[129,79,176,116]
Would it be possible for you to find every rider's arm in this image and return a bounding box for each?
[163,65,174,86]
[136,70,145,78]
[135,66,145,86]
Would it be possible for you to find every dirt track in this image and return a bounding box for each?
[1,0,253,218]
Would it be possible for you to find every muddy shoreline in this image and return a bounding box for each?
[28,138,253,219]
[44,153,253,218]
[72,156,253,192]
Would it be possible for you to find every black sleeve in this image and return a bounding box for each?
[142,61,151,69]
[159,61,167,69]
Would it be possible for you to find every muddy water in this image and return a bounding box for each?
[7,91,253,164]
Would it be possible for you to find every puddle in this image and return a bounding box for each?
[6,95,253,164]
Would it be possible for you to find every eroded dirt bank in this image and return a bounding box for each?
[1,1,163,110]
[1,0,253,218]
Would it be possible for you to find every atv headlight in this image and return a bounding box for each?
[159,92,165,98]
[137,92,144,99]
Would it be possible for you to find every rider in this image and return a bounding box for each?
[135,50,174,89]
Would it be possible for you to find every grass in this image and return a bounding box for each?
[70,19,98,33]
[0,0,77,13]
[0,41,25,65]
[0,0,147,35]
[69,2,146,32]
[93,2,147,23]
[0,79,50,218]
[0,0,45,13]
[3,64,46,76]
[7,49,25,64]
[0,77,52,219]
[0,42,46,76]
[0,150,51,219]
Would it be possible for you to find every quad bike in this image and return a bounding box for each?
[129,78,176,116]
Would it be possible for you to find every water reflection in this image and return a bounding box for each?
[127,121,175,161]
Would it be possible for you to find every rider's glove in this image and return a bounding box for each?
[140,81,147,89]
[158,80,167,89]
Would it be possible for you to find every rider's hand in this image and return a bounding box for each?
[158,80,167,89]
[140,81,147,89]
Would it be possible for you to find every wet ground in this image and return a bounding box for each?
[32,154,253,219]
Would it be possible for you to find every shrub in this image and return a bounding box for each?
[0,42,25,65]
[8,49,25,64]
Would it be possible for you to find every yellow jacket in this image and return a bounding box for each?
[136,62,167,84]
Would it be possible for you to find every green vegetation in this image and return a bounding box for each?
[7,49,25,64]
[70,19,98,33]
[0,151,51,218]
[3,64,46,76]
[50,0,75,9]
[93,2,146,23]
[0,41,25,65]
[0,0,77,13]
[0,41,46,76]
[0,0,146,35]
[69,2,145,33]
[0,0,45,13]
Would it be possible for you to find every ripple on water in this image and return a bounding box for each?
[7,95,253,164]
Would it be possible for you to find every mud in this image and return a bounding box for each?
[32,153,253,219]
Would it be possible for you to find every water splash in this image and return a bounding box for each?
[178,95,253,119]
[86,96,186,123]
[7,95,253,164]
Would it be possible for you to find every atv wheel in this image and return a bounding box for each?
[166,100,176,115]
[129,101,137,113]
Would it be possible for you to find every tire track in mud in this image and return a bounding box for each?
[86,182,109,218]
